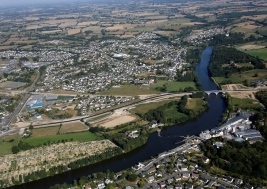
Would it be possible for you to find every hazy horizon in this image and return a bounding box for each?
[0,0,87,7]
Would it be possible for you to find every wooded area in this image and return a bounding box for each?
[209,46,265,77]
[201,138,267,186]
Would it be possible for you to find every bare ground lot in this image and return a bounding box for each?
[100,115,136,128]
[93,108,136,128]
[59,122,88,134]
[227,91,256,99]
[238,44,266,50]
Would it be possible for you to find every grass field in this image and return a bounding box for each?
[164,106,188,120]
[227,96,262,111]
[186,98,205,110]
[150,81,197,92]
[59,122,88,133]
[130,100,173,115]
[23,129,98,146]
[245,48,267,61]
[0,134,20,156]
[31,126,60,137]
[99,84,161,96]
[213,69,267,85]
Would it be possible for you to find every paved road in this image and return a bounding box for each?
[3,69,40,129]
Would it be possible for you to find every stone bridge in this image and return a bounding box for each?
[204,90,227,96]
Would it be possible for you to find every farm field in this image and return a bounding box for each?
[150,81,197,92]
[245,48,267,61]
[23,128,99,146]
[227,96,262,111]
[186,98,205,110]
[0,134,20,156]
[130,100,173,115]
[213,69,267,85]
[59,122,88,134]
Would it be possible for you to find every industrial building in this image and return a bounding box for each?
[26,95,44,109]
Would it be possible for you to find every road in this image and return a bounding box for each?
[0,87,263,136]
[3,69,40,129]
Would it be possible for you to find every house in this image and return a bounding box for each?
[185,183,194,189]
[176,161,183,167]
[244,184,254,189]
[182,172,190,179]
[159,182,166,188]
[148,176,155,183]
[166,186,174,189]
[125,186,134,189]
[174,174,182,181]
[189,163,198,170]
[151,183,160,189]
[105,179,113,184]
[207,180,216,188]
[224,176,234,183]
[97,183,105,189]
[155,171,163,177]
[199,178,209,184]
[202,156,210,164]
[234,178,243,185]
[191,173,199,179]
[180,165,188,172]
[177,156,187,162]
[83,185,91,189]
[149,121,158,128]
[167,178,173,184]
[175,185,183,189]
[148,167,156,174]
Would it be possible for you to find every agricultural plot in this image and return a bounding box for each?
[245,48,267,61]
[214,69,267,85]
[0,140,117,185]
[59,122,88,134]
[150,81,197,92]
[99,84,161,96]
[23,129,98,146]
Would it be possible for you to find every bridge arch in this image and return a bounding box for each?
[205,90,226,96]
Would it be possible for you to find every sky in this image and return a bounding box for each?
[0,0,77,7]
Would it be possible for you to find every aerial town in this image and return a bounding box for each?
[0,0,267,188]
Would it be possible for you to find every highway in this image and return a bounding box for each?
[0,86,263,136]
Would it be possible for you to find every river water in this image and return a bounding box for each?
[13,46,225,189]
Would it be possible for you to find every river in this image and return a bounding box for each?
[12,46,225,189]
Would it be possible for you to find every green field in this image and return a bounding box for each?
[227,96,263,111]
[214,69,267,85]
[23,131,99,146]
[130,100,174,115]
[99,84,161,96]
[164,106,188,120]
[246,48,267,61]
[0,134,20,156]
[186,98,205,110]
[150,81,197,92]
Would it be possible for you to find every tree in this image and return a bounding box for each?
[126,174,138,182]
[11,146,20,154]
